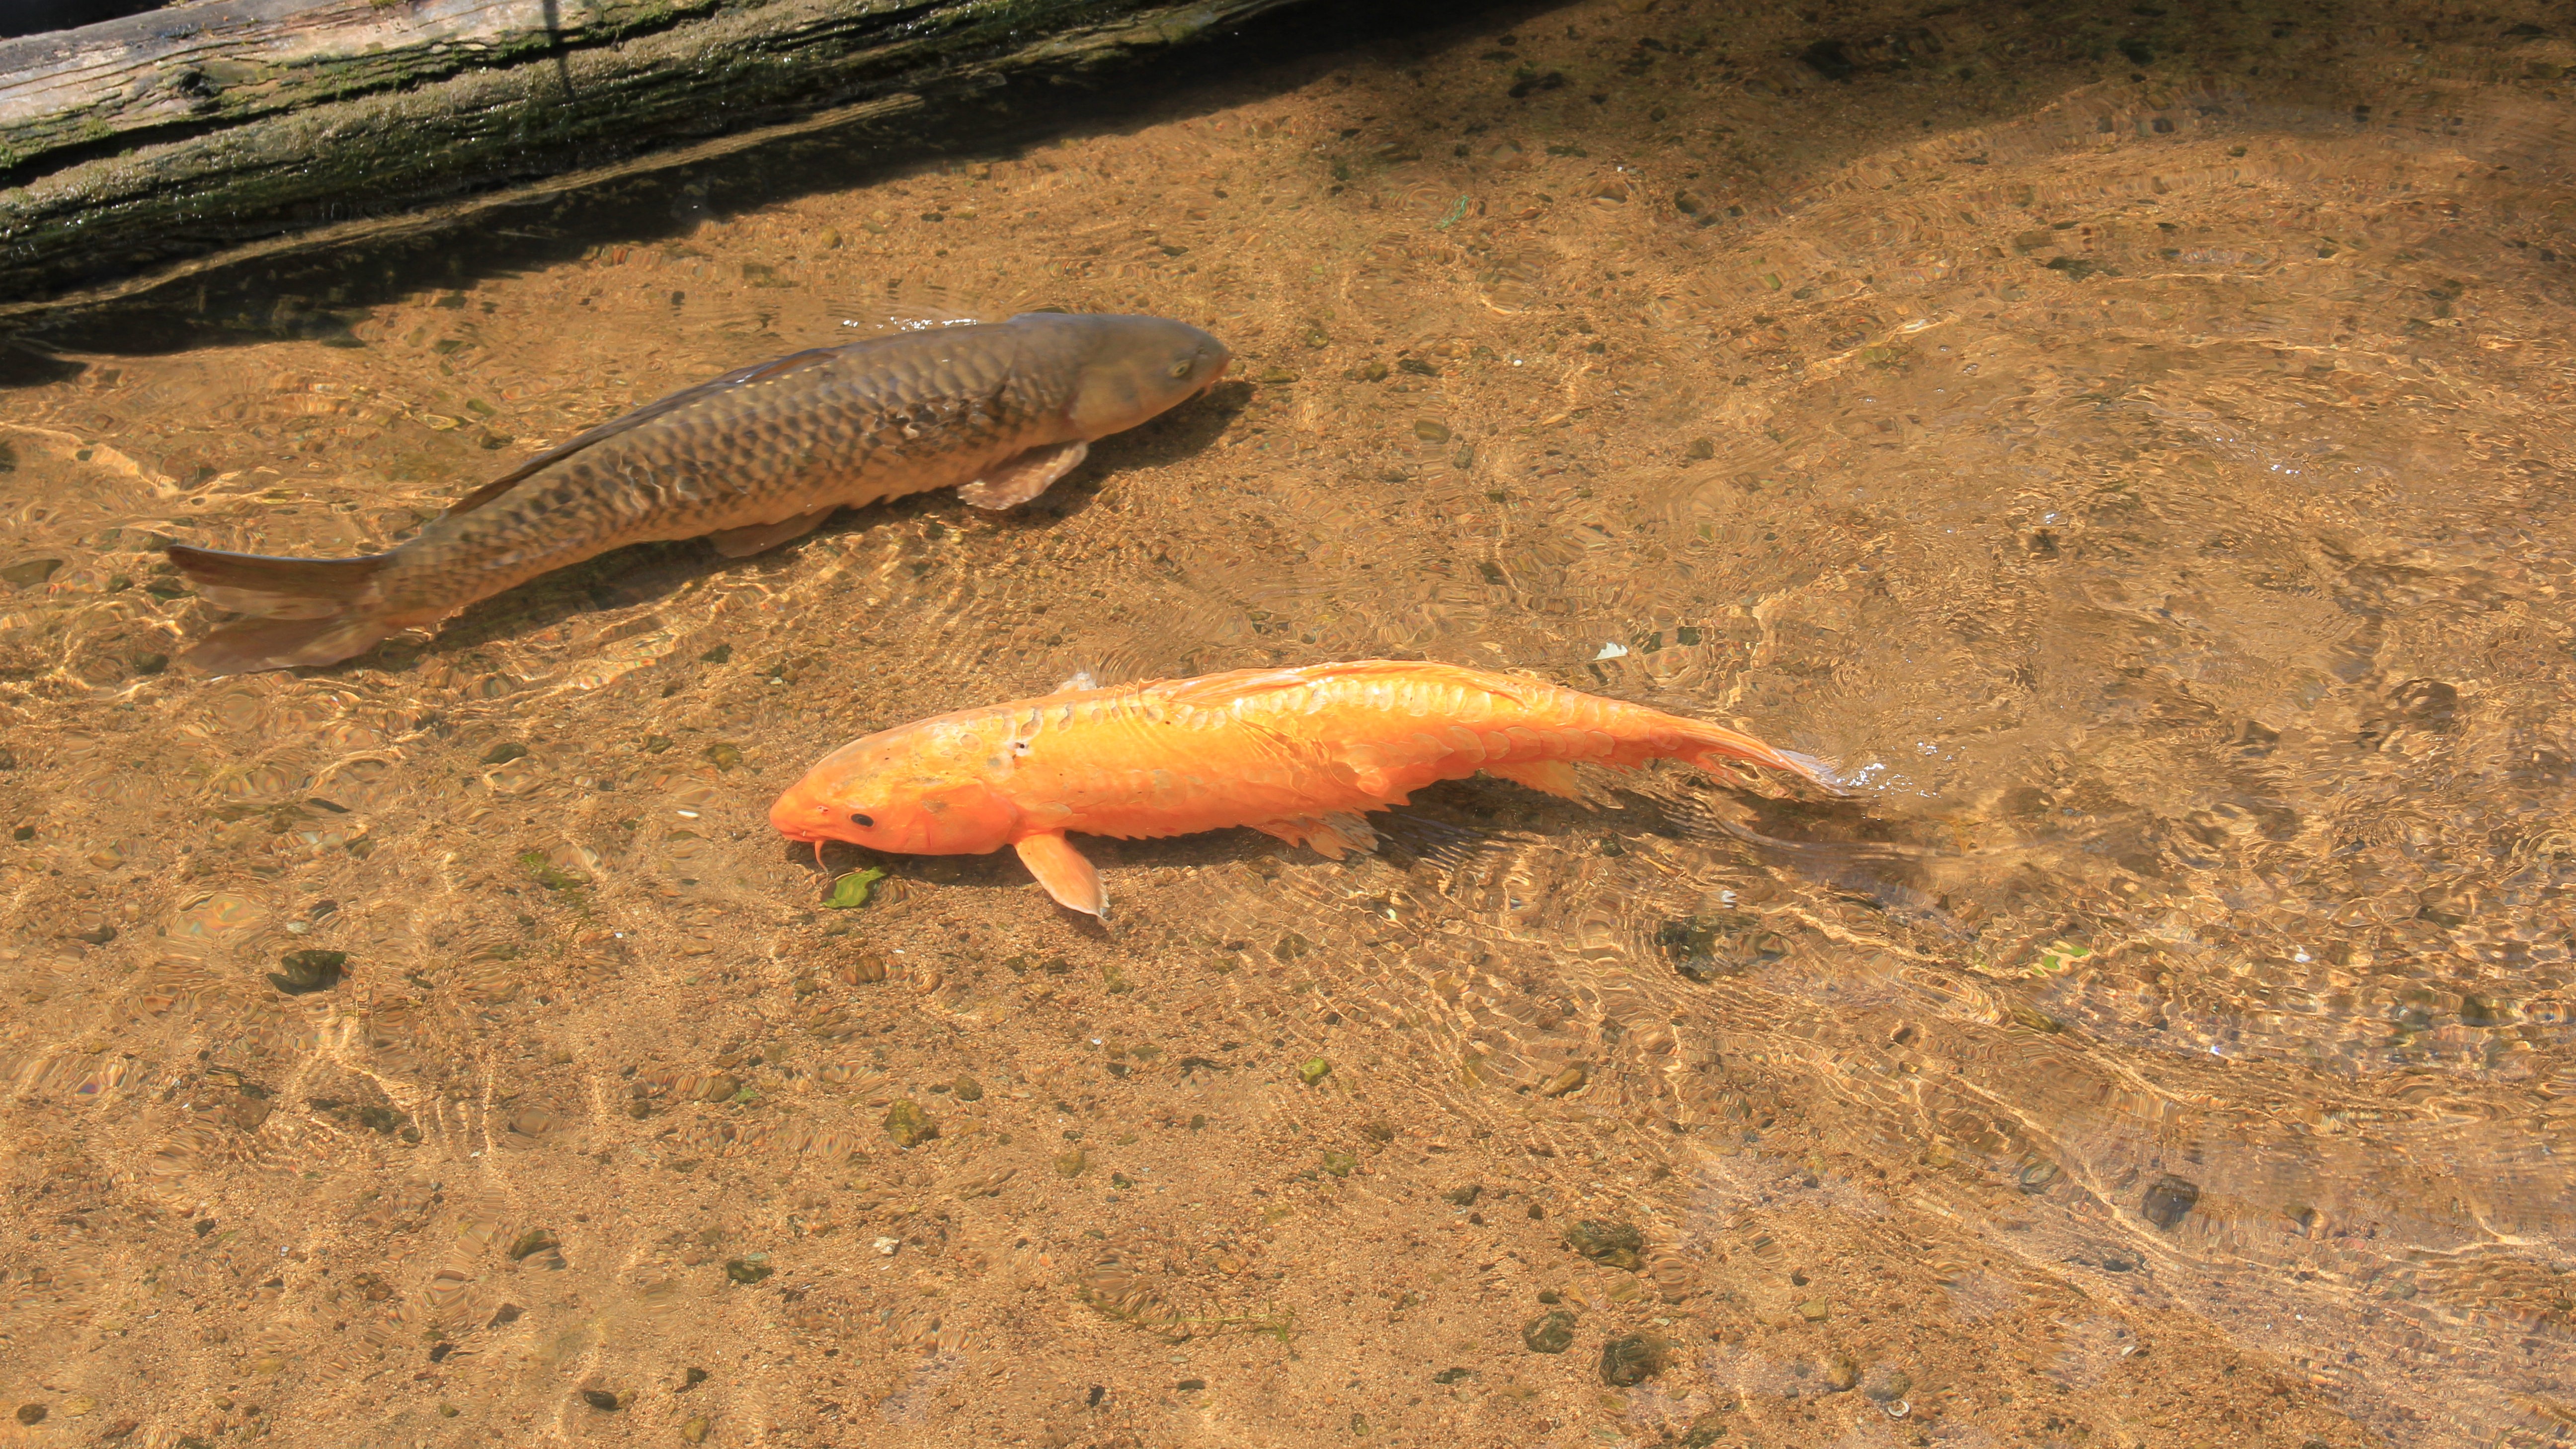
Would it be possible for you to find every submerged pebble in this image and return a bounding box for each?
[882,1099,938,1148]
[267,950,346,995]
[1561,1219,1644,1271]
[1521,1310,1577,1354]
[1599,1333,1667,1387]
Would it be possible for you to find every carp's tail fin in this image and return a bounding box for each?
[165,545,395,676]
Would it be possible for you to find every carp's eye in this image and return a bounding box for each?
[848,812,875,827]
[1168,358,1195,380]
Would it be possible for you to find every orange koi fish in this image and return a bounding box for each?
[769,659,1828,918]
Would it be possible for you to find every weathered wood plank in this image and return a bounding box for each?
[0,0,1320,306]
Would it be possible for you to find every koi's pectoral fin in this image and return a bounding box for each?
[957,440,1088,510]
[1014,832,1108,917]
[708,507,837,559]
[1248,812,1381,861]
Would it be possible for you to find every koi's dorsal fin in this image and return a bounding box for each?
[1151,659,1541,711]
[444,347,846,517]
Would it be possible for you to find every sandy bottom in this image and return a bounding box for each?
[3,0,2574,1444]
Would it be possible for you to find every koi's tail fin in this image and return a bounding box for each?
[165,545,397,676]
[1686,721,1841,793]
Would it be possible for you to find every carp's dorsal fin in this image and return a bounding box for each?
[1014,832,1107,917]
[958,440,1087,510]
[444,347,846,517]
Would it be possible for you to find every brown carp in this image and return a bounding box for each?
[165,311,1230,675]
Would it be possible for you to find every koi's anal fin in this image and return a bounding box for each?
[1014,832,1108,917]
[1485,759,1590,802]
[958,440,1088,510]
[1248,812,1382,861]
[708,507,837,559]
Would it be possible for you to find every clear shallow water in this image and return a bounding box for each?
[2,1,2573,1444]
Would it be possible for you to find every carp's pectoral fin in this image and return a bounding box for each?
[1014,832,1108,917]
[957,440,1088,510]
[708,508,837,559]
[1248,812,1381,861]
[1486,759,1591,803]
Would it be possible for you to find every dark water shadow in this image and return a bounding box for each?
[3,0,1557,367]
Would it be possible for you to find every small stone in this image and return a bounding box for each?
[73,923,116,945]
[579,1388,622,1410]
[703,743,744,772]
[2141,1174,2200,1230]
[1535,1288,1561,1304]
[1321,1149,1358,1178]
[1432,1366,1473,1383]
[488,1304,523,1327]
[681,1367,710,1391]
[1599,1333,1667,1386]
[1,558,63,588]
[680,1416,712,1443]
[1297,1056,1332,1086]
[1561,1219,1644,1271]
[1443,1184,1481,1207]
[952,1074,985,1102]
[1539,1065,1588,1097]
[506,1228,560,1262]
[882,1099,938,1148]
[722,1258,772,1285]
[1412,419,1453,443]
[1824,1353,1860,1391]
[268,949,347,995]
[15,1403,47,1425]
[1257,367,1298,384]
[1797,1298,1831,1322]
[1860,1364,1912,1402]
[1055,1148,1089,1178]
[700,644,732,663]
[1681,1417,1726,1447]
[481,742,530,765]
[1674,189,1707,215]
[1686,437,1716,460]
[838,953,888,985]
[1521,1309,1577,1354]
[131,652,168,676]
[62,1397,94,1417]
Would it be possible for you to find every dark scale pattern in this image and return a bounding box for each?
[368,318,1091,618]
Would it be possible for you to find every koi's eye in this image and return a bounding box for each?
[849,812,874,827]
[1168,358,1195,380]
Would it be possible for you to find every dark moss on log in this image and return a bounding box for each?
[0,0,1322,305]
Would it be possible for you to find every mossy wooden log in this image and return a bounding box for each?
[0,0,1316,307]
